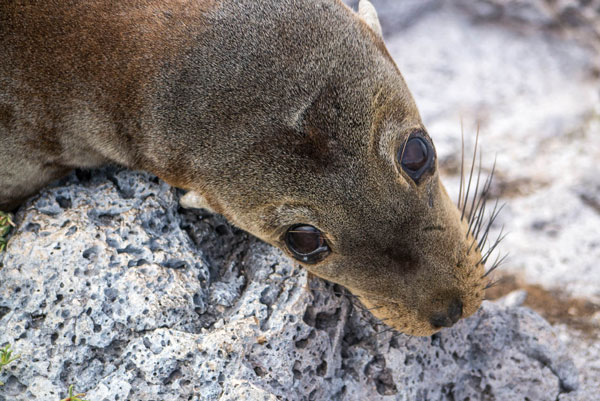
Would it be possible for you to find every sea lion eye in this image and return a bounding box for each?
[399,136,433,182]
[285,225,330,264]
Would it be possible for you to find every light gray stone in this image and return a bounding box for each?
[0,168,581,400]
[451,0,600,53]
[453,0,600,27]
[453,0,556,25]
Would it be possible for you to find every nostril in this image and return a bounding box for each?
[448,299,463,324]
[430,299,463,329]
[429,313,453,328]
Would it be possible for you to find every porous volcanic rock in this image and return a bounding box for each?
[0,169,580,400]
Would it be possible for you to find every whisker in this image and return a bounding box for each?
[376,327,397,337]
[484,279,501,290]
[308,287,360,299]
[467,150,483,223]
[478,227,502,264]
[458,122,465,210]
[483,253,503,277]
[467,156,499,255]
[482,252,509,278]
[473,195,489,233]
[467,192,486,240]
[476,199,500,250]
[468,200,488,254]
[461,128,479,221]
[466,162,489,240]
[308,288,396,304]
[479,203,506,254]
[479,229,509,266]
[468,156,496,229]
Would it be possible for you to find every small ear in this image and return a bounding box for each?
[180,191,214,212]
[358,0,383,38]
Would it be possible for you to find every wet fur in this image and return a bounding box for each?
[0,0,487,335]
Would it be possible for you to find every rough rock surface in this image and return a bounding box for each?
[0,169,580,400]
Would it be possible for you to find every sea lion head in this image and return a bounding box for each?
[179,0,495,336]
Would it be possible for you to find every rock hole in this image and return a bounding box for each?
[164,368,182,385]
[316,360,327,376]
[302,306,316,327]
[375,370,398,396]
[55,195,72,209]
[24,222,41,233]
[292,360,302,380]
[2,375,27,395]
[315,307,341,330]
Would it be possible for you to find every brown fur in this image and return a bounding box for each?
[0,0,486,336]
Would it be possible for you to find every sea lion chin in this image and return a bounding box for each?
[0,0,501,336]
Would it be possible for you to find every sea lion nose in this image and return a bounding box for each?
[430,298,463,328]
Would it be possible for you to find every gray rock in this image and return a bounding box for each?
[452,0,600,52]
[453,0,556,25]
[0,169,581,400]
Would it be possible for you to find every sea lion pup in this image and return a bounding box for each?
[0,0,496,336]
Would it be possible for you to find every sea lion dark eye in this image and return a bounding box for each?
[398,136,433,182]
[285,225,330,264]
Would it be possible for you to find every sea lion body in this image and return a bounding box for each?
[0,0,487,335]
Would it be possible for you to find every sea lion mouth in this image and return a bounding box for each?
[357,296,457,337]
